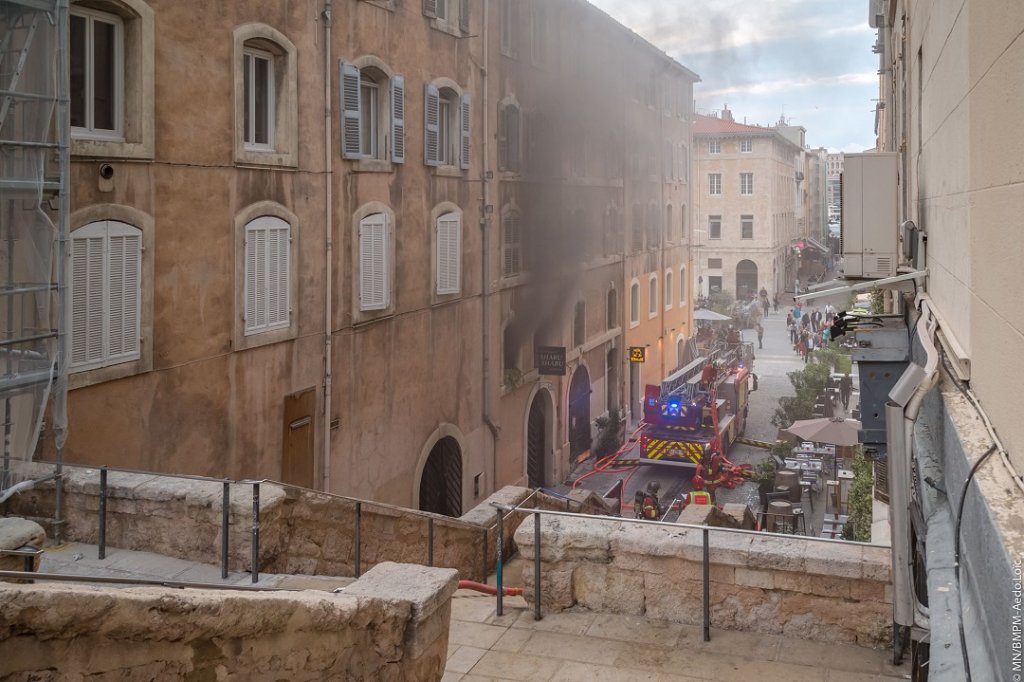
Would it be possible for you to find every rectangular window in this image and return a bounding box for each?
[740,172,754,195]
[438,98,451,166]
[244,49,274,149]
[436,213,461,295]
[709,173,721,196]
[708,258,722,269]
[630,283,640,326]
[435,0,448,20]
[70,8,123,138]
[665,272,673,309]
[679,267,686,303]
[648,277,658,317]
[708,138,720,154]
[741,214,754,239]
[359,81,378,157]
[740,138,753,153]
[70,221,142,369]
[709,215,721,240]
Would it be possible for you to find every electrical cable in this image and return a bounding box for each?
[952,443,998,682]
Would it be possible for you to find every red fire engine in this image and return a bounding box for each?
[639,343,758,490]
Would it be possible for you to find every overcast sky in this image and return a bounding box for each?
[586,0,879,152]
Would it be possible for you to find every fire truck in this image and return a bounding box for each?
[639,342,757,469]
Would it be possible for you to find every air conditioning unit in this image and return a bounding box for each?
[840,152,898,278]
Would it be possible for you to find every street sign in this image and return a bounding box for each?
[629,346,646,363]
[537,346,566,375]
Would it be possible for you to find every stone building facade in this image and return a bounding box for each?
[693,108,803,300]
[56,0,697,515]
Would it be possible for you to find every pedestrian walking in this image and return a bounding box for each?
[839,372,853,410]
[788,320,797,345]
[762,298,769,317]
[755,322,764,349]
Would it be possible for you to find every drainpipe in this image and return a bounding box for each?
[480,0,499,493]
[322,0,334,492]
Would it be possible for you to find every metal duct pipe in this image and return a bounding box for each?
[886,400,913,627]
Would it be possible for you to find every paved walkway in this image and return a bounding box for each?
[444,591,908,681]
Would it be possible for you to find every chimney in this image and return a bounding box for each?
[721,104,734,122]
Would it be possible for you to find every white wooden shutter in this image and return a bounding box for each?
[245,223,266,332]
[106,222,141,361]
[244,216,290,335]
[341,61,362,159]
[70,224,105,367]
[424,83,440,166]
[266,222,290,329]
[422,0,437,18]
[391,74,406,163]
[360,213,388,310]
[460,93,471,170]
[436,213,461,295]
[502,214,521,276]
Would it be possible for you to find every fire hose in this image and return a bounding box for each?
[458,580,523,596]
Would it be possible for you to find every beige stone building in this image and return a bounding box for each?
[865,0,1024,677]
[54,0,697,516]
[693,108,803,300]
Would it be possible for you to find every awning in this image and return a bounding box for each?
[805,236,830,254]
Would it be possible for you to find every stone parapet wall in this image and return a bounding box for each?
[513,515,892,648]
[0,562,457,681]
[8,466,590,582]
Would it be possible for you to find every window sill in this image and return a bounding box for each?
[429,19,462,38]
[433,166,463,178]
[68,354,151,391]
[360,0,396,10]
[235,147,297,169]
[354,159,394,173]
[233,322,298,353]
[629,320,640,329]
[72,137,153,161]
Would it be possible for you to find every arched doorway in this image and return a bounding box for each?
[606,348,618,413]
[419,436,462,517]
[526,391,552,488]
[568,365,592,463]
[736,260,758,300]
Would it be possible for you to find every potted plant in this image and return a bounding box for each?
[753,455,779,508]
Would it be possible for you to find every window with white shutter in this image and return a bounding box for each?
[70,220,142,370]
[460,93,471,169]
[243,216,290,336]
[359,213,389,310]
[502,212,522,277]
[436,212,461,295]
[391,74,405,163]
[340,61,361,159]
[648,275,658,318]
[424,83,440,166]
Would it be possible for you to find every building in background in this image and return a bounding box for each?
[51,0,698,517]
[826,151,843,216]
[693,106,804,301]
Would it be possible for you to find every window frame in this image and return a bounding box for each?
[741,214,754,240]
[709,173,722,196]
[70,6,125,141]
[709,215,722,240]
[665,269,673,310]
[358,212,391,312]
[679,266,687,304]
[233,23,298,168]
[500,0,517,57]
[740,172,754,195]
[233,202,300,352]
[243,47,275,152]
[68,205,154,390]
[341,58,405,165]
[740,138,753,153]
[69,0,154,160]
[708,138,720,154]
[425,79,469,170]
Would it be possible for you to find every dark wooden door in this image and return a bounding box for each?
[282,388,316,488]
[420,436,463,517]
[527,396,546,488]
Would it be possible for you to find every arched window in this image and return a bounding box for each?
[234,23,298,166]
[243,216,291,335]
[340,58,405,163]
[648,274,658,318]
[501,208,522,277]
[606,288,617,330]
[665,270,673,309]
[359,212,390,310]
[69,220,143,369]
[665,204,673,242]
[436,211,461,295]
[425,80,470,169]
[573,300,586,347]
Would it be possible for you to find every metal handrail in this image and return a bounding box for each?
[489,502,889,641]
[0,569,297,592]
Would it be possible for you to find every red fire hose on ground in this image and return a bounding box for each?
[458,580,523,596]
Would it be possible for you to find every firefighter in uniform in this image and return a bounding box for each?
[635,481,662,520]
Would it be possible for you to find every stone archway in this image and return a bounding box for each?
[736,260,759,300]
[567,364,592,463]
[418,436,462,517]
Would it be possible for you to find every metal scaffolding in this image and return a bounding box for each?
[0,0,68,537]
